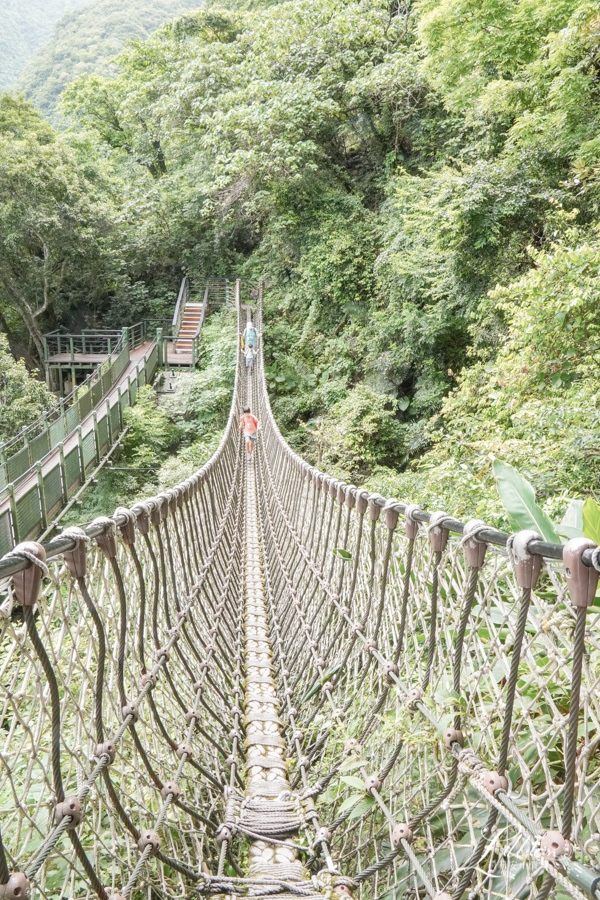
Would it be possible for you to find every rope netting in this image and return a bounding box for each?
[0,281,599,900]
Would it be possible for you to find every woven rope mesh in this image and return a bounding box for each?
[0,284,597,900]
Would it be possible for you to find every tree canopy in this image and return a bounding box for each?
[1,0,599,525]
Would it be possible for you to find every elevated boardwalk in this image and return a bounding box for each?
[0,341,158,552]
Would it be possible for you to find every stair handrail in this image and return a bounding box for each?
[171,275,189,351]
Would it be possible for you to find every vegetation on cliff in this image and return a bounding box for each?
[1,0,599,525]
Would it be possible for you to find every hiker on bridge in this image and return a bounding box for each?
[241,320,258,350]
[245,345,255,375]
[239,406,259,455]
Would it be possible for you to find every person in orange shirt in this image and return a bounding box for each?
[239,406,259,455]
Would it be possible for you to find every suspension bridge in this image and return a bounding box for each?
[0,280,599,900]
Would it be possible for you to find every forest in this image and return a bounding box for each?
[17,0,192,121]
[0,0,93,88]
[1,0,599,528]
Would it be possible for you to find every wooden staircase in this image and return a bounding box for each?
[175,301,204,353]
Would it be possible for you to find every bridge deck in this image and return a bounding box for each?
[244,413,312,890]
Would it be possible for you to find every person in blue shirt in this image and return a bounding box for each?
[243,321,258,349]
[245,345,255,374]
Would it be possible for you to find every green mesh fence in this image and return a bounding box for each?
[29,431,50,462]
[0,510,12,555]
[49,418,67,447]
[78,392,93,420]
[97,417,109,454]
[110,402,120,434]
[0,339,158,558]
[65,405,79,432]
[7,447,31,483]
[64,447,81,490]
[82,431,96,470]
[43,466,63,516]
[14,485,41,541]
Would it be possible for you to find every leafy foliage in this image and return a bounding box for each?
[0,334,55,442]
[1,0,600,527]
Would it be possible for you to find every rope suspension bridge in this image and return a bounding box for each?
[1,281,600,900]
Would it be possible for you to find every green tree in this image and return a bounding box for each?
[0,95,106,359]
[0,333,55,443]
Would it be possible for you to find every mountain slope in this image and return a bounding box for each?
[0,0,93,88]
[18,0,191,121]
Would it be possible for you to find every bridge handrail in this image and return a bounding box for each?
[0,279,598,900]
[252,287,600,899]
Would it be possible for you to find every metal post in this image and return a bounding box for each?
[76,425,85,482]
[122,327,129,352]
[35,462,47,530]
[107,337,112,356]
[106,399,113,446]
[0,448,7,487]
[23,432,31,469]
[118,388,125,430]
[7,484,18,544]
[69,337,74,362]
[58,442,68,503]
[157,328,163,369]
[93,412,101,463]
[82,333,86,355]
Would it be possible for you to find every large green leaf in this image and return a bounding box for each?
[557,499,584,540]
[493,459,560,544]
[582,498,600,544]
[340,775,365,790]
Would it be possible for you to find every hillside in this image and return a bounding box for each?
[0,0,93,88]
[17,0,192,120]
[2,0,600,533]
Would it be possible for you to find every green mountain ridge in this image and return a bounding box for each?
[0,0,94,88]
[17,0,192,121]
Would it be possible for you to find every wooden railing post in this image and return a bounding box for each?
[105,399,112,445]
[157,328,163,369]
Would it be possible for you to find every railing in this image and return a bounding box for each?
[0,338,130,488]
[44,329,123,360]
[171,274,189,340]
[0,280,598,900]
[0,343,158,555]
[206,277,231,306]
[159,331,203,366]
